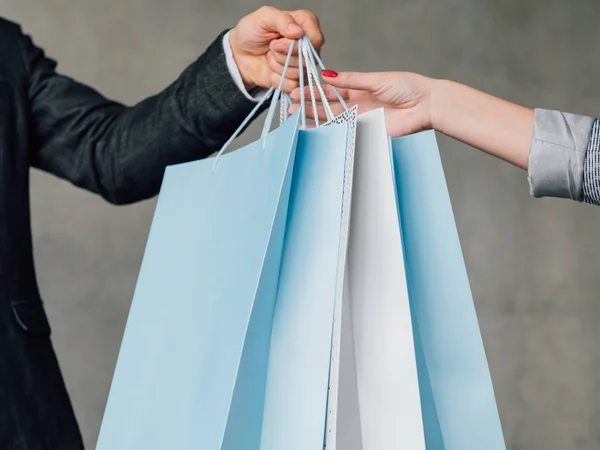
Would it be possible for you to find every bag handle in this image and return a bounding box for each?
[305,38,348,111]
[303,38,332,126]
[280,37,349,127]
[212,39,297,173]
[212,35,348,173]
[260,39,298,147]
[278,38,326,126]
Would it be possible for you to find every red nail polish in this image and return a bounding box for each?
[321,69,338,78]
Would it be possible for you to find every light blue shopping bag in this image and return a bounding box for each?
[260,39,357,449]
[260,122,356,449]
[391,132,506,450]
[97,43,305,450]
[96,111,299,450]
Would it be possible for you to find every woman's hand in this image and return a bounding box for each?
[289,71,436,137]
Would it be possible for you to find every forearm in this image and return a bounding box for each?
[28,30,261,205]
[429,78,600,204]
[430,79,534,169]
[77,38,257,203]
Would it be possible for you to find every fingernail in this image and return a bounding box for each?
[273,43,286,53]
[288,24,303,33]
[322,69,338,78]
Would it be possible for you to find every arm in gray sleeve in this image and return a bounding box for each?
[527,109,595,201]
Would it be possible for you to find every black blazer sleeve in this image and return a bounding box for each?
[20,28,260,204]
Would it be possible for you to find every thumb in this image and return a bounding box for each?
[321,71,386,93]
[255,7,303,39]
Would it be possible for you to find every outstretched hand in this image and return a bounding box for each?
[289,71,435,137]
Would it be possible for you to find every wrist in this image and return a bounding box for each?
[229,29,259,91]
[428,78,450,133]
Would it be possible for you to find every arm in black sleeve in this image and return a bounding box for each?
[22,29,260,204]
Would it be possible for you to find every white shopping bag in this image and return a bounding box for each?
[327,108,426,450]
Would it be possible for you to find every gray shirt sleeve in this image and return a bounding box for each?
[528,108,595,201]
[581,120,600,205]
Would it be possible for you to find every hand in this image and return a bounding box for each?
[289,71,436,137]
[229,7,324,92]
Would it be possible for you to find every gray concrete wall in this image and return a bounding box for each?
[2,0,600,448]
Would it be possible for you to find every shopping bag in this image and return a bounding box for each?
[329,108,426,450]
[259,122,353,449]
[96,111,299,450]
[260,38,358,449]
[391,131,506,449]
[97,45,303,450]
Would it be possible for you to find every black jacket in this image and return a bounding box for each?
[0,18,259,449]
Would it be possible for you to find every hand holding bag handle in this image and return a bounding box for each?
[280,36,348,127]
[212,39,297,172]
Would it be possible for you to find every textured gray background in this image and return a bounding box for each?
[2,0,600,448]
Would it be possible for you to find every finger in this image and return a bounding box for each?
[290,10,325,50]
[270,73,299,93]
[267,52,301,80]
[254,6,304,39]
[269,38,301,57]
[289,85,350,102]
[320,70,389,92]
[267,46,300,66]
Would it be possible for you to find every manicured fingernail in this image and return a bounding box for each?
[273,43,286,53]
[322,69,338,78]
[288,24,303,33]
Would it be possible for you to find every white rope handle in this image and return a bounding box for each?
[279,93,293,125]
[302,38,334,124]
[279,36,347,129]
[298,37,306,129]
[279,93,288,125]
[302,41,321,128]
[304,38,349,111]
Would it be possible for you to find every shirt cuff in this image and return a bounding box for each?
[581,119,600,205]
[222,30,269,102]
[527,108,594,200]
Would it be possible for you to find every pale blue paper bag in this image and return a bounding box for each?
[96,111,300,450]
[391,132,506,450]
[260,120,354,449]
[259,40,358,449]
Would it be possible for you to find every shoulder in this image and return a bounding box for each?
[0,17,22,35]
[0,17,25,48]
[0,18,27,80]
